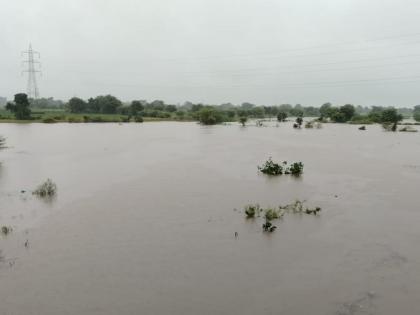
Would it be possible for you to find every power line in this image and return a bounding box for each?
[22,44,42,99]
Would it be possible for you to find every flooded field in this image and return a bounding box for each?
[1,121,420,315]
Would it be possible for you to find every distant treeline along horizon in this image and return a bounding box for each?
[1,93,420,125]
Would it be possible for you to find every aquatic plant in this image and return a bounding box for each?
[262,221,277,232]
[242,200,321,233]
[258,159,304,176]
[258,158,284,175]
[286,162,304,176]
[33,179,57,197]
[239,116,247,126]
[1,226,12,235]
[244,204,262,218]
[305,207,322,215]
[264,208,283,221]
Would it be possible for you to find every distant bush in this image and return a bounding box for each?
[67,116,82,123]
[198,107,226,125]
[277,111,287,122]
[414,105,420,122]
[33,179,57,197]
[42,117,56,123]
[239,116,247,126]
[134,115,144,123]
[120,116,131,123]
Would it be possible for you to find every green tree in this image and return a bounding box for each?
[339,104,355,122]
[319,103,332,118]
[381,108,403,124]
[130,100,145,116]
[198,107,225,125]
[88,95,122,114]
[6,93,31,120]
[277,111,287,122]
[413,105,420,122]
[239,116,247,126]
[67,97,87,113]
[165,105,177,112]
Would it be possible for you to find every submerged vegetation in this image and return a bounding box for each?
[242,200,321,233]
[0,136,5,149]
[258,158,304,176]
[244,204,262,218]
[1,226,12,236]
[33,179,57,197]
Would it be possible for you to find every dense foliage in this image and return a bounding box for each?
[258,158,304,176]
[33,179,57,197]
[5,94,32,120]
[2,93,418,125]
[413,105,420,122]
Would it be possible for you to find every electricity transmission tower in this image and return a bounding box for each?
[22,44,41,99]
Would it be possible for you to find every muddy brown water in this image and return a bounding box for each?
[0,121,419,315]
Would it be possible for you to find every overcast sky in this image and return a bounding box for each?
[1,0,420,106]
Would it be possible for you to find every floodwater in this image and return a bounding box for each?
[0,121,419,315]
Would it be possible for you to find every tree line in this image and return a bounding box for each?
[3,93,420,125]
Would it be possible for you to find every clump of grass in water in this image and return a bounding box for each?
[258,158,304,176]
[33,179,57,197]
[243,200,321,233]
[244,204,262,218]
[1,226,12,236]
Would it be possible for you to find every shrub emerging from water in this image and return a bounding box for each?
[286,162,304,176]
[264,208,284,221]
[198,107,226,125]
[258,158,284,175]
[33,179,57,197]
[258,158,304,176]
[239,116,247,126]
[1,226,12,235]
[244,204,262,218]
[242,200,321,233]
[42,117,57,123]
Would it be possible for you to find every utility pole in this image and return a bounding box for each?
[22,44,41,99]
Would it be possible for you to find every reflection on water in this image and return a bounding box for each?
[0,122,420,315]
